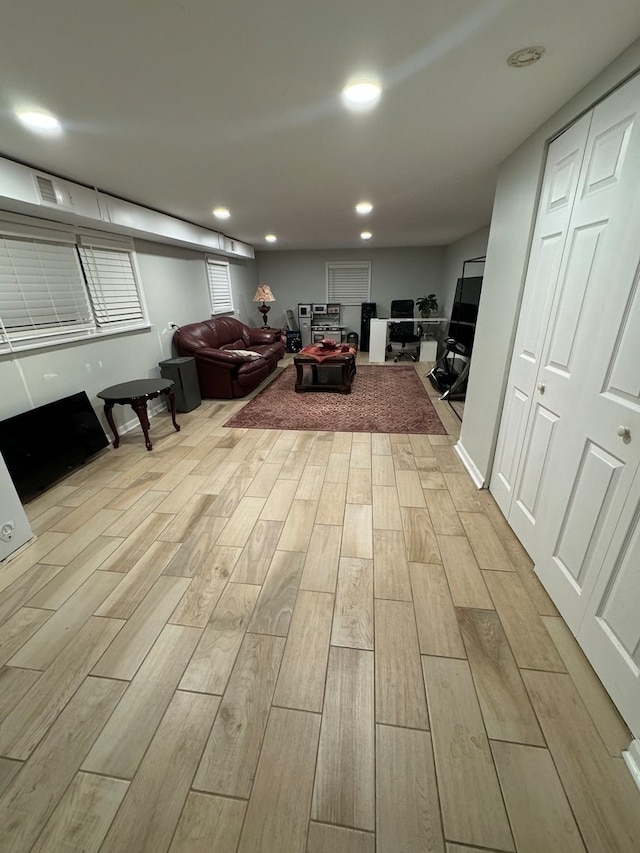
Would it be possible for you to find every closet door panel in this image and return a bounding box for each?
[545,223,606,376]
[508,75,640,565]
[531,74,640,633]
[578,471,640,737]
[604,269,640,406]
[512,404,558,528]
[491,387,529,499]
[491,71,640,741]
[490,114,592,517]
[552,441,624,588]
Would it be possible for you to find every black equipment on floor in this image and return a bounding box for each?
[360,302,376,352]
[159,356,202,412]
[286,330,302,352]
[427,255,485,401]
[426,339,471,400]
[346,331,359,348]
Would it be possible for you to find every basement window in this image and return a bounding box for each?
[77,235,145,328]
[206,258,234,315]
[0,218,148,354]
[327,261,371,304]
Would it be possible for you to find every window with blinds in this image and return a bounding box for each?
[77,238,144,327]
[0,219,148,352]
[206,259,234,314]
[0,234,93,349]
[327,261,371,304]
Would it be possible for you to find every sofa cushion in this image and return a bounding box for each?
[229,349,262,360]
[220,339,247,351]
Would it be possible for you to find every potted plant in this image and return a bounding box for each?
[416,294,438,318]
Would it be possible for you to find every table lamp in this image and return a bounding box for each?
[253,284,275,327]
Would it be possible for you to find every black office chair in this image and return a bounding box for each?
[388,299,421,362]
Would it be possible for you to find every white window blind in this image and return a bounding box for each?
[77,241,144,327]
[0,235,93,347]
[327,261,371,304]
[206,259,234,314]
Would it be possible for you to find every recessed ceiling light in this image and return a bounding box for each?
[360,231,372,240]
[356,201,373,215]
[265,234,277,243]
[341,81,381,111]
[16,110,61,134]
[507,46,545,68]
[213,207,230,219]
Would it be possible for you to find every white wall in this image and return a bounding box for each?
[459,40,640,484]
[255,247,446,333]
[0,234,258,435]
[0,451,32,561]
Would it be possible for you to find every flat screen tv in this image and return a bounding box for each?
[0,391,109,500]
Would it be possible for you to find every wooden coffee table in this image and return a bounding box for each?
[294,351,356,394]
[97,378,180,451]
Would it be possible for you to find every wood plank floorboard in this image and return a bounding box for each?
[82,623,202,779]
[30,772,129,853]
[1,386,638,852]
[331,557,374,651]
[423,655,515,851]
[100,690,219,853]
[169,791,246,853]
[376,724,444,852]
[375,599,429,729]
[193,632,285,798]
[312,646,375,831]
[237,707,321,853]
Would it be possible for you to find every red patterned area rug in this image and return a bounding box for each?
[224,365,447,434]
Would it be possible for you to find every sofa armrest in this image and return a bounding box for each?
[247,328,279,345]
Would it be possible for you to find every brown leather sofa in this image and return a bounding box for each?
[173,317,284,399]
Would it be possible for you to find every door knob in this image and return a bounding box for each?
[537,382,546,394]
[617,425,631,439]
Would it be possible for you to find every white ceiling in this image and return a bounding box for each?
[1,1,639,250]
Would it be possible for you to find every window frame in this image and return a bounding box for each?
[326,261,371,305]
[206,257,234,315]
[0,215,150,355]
[76,232,147,330]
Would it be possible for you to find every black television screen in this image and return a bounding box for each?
[448,275,483,352]
[0,391,109,500]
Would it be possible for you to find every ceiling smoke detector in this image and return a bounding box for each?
[507,46,545,68]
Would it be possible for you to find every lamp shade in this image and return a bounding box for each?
[253,285,275,303]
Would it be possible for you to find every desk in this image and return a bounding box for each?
[369,318,446,364]
[97,379,180,451]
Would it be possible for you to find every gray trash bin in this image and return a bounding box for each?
[159,357,201,412]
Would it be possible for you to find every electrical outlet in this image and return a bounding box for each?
[1,520,15,542]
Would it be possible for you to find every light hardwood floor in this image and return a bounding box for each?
[0,356,639,852]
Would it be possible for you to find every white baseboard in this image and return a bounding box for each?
[453,441,485,488]
[623,740,640,792]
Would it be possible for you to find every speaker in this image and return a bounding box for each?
[159,357,201,412]
[360,302,377,352]
[286,330,302,352]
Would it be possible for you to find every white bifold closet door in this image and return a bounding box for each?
[490,72,640,738]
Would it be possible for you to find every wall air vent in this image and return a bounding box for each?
[34,174,74,209]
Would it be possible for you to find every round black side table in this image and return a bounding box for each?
[97,378,180,451]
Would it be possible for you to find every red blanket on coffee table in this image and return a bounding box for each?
[299,344,357,363]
